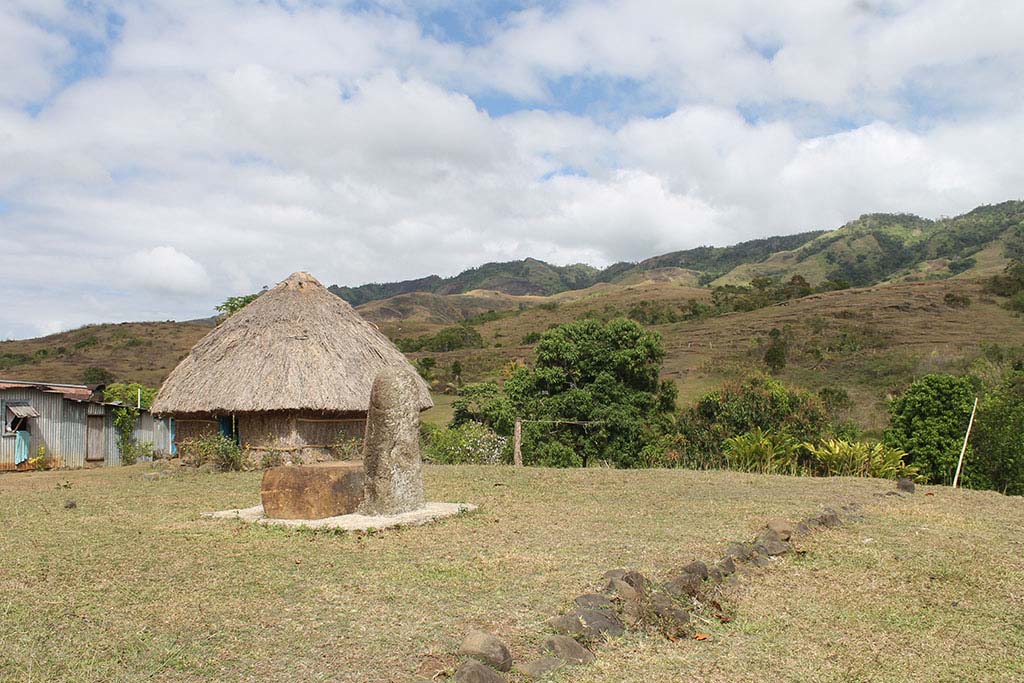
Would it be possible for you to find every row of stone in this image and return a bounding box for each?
[448,504,855,682]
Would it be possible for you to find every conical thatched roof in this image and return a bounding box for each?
[152,272,432,414]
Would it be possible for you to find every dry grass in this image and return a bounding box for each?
[1,465,1021,682]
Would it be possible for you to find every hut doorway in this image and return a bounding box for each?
[86,415,105,463]
[218,416,240,445]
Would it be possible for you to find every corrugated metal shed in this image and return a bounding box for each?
[0,379,172,470]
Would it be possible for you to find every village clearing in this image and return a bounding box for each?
[1,465,1021,683]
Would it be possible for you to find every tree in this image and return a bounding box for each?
[884,374,976,485]
[501,318,677,467]
[677,375,829,460]
[763,328,787,373]
[103,382,157,410]
[968,372,1024,495]
[215,292,261,319]
[82,367,114,384]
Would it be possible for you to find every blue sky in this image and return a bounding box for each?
[1,0,1023,339]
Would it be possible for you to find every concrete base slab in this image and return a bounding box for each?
[202,501,477,531]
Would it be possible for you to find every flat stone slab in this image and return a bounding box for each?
[203,502,477,531]
[261,461,366,520]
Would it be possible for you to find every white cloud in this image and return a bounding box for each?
[0,0,1022,339]
[121,246,210,295]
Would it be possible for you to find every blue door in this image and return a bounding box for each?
[14,430,29,465]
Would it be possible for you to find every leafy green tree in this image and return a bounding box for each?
[103,383,157,410]
[884,374,976,485]
[450,382,516,435]
[763,328,787,373]
[414,357,436,381]
[215,293,260,318]
[82,367,114,384]
[677,375,829,460]
[497,318,676,467]
[968,372,1024,495]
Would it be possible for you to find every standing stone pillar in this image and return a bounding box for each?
[359,367,425,515]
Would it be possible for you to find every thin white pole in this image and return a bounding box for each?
[952,397,978,489]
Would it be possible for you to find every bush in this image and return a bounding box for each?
[82,367,114,384]
[803,439,919,480]
[331,434,363,461]
[422,422,509,465]
[968,372,1024,494]
[677,375,829,457]
[181,434,245,471]
[723,428,801,475]
[885,374,976,484]
[121,440,155,466]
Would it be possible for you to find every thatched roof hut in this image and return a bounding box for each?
[153,272,431,461]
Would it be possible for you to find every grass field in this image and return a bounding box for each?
[1,465,1021,682]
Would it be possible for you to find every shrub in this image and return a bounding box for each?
[763,329,787,373]
[804,439,919,480]
[82,367,114,384]
[885,374,976,484]
[677,375,829,457]
[968,372,1024,495]
[331,434,363,461]
[181,434,245,471]
[723,428,801,475]
[260,448,284,469]
[422,422,509,465]
[121,440,155,466]
[943,292,972,308]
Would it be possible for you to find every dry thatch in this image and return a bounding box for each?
[152,272,432,414]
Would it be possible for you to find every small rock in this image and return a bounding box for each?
[717,557,736,575]
[454,659,506,683]
[681,560,708,580]
[663,572,702,597]
[542,635,596,664]
[760,539,791,556]
[765,518,795,541]
[549,608,624,639]
[651,602,691,637]
[63,499,77,509]
[897,477,916,493]
[574,593,614,611]
[459,630,513,672]
[621,570,648,591]
[601,569,627,582]
[750,554,771,567]
[816,510,842,528]
[724,542,755,560]
[515,657,565,679]
[707,567,723,582]
[794,521,812,535]
[609,578,644,603]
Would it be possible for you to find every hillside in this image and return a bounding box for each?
[715,201,1024,287]
[327,201,1024,305]
[3,200,1022,430]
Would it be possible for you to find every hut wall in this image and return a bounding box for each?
[1,388,88,469]
[238,411,366,464]
[174,417,219,444]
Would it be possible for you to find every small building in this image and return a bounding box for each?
[0,379,173,470]
[151,271,431,462]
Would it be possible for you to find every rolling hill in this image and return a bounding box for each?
[2,200,1021,431]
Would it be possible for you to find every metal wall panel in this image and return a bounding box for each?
[1,388,170,469]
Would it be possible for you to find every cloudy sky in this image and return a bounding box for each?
[1,1,1023,339]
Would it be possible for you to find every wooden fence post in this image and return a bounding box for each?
[513,418,523,467]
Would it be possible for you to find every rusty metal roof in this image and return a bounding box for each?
[6,404,40,418]
[0,379,96,401]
